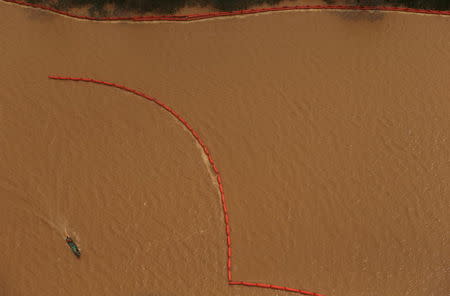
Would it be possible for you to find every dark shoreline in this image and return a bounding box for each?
[22,0,450,16]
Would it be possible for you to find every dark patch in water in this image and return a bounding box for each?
[338,10,385,22]
[327,0,385,22]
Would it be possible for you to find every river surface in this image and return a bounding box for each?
[0,2,449,296]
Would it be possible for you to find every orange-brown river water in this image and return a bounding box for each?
[0,2,449,296]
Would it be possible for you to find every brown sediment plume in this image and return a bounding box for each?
[0,1,449,296]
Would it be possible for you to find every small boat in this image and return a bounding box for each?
[66,237,81,258]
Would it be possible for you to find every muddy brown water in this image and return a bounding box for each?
[0,2,449,296]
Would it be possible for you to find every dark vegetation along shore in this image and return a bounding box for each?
[23,0,450,16]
